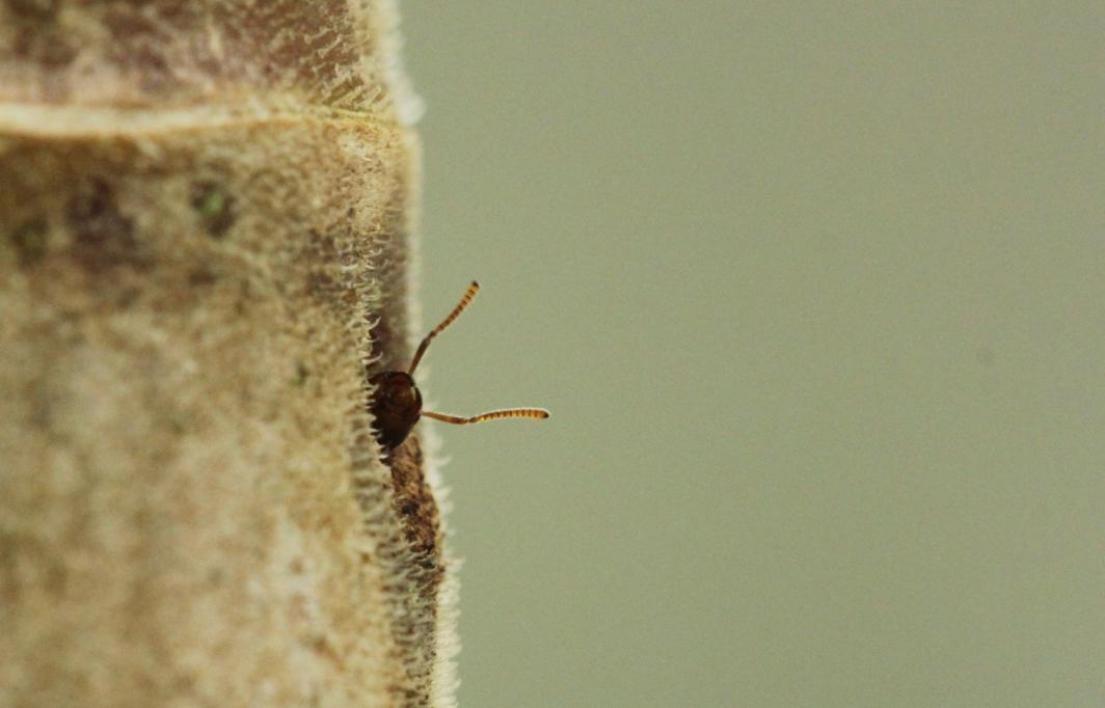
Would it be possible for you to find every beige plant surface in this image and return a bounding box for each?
[0,1,457,706]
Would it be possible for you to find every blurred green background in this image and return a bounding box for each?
[402,3,1105,706]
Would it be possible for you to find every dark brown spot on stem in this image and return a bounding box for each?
[10,218,48,267]
[6,0,58,20]
[67,178,143,272]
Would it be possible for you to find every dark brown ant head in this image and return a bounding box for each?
[367,370,423,450]
[369,281,549,452]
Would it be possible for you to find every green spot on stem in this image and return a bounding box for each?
[191,181,236,238]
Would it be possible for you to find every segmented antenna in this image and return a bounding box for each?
[422,408,551,425]
[408,280,480,375]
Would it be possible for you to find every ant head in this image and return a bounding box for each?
[368,370,423,450]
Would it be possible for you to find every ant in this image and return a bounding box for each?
[369,281,549,451]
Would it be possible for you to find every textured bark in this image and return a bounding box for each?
[0,2,457,706]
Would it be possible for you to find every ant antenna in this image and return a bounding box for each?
[423,408,550,425]
[408,280,480,375]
